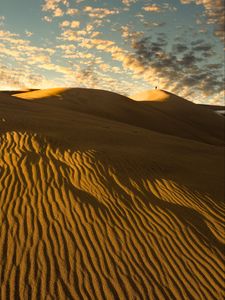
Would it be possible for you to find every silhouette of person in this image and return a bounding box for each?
[155,86,157,90]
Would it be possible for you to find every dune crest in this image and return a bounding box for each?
[131,89,171,102]
[0,89,224,299]
[13,87,69,100]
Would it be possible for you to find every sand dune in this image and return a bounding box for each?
[13,88,224,146]
[199,104,225,117]
[0,88,224,299]
[131,89,224,143]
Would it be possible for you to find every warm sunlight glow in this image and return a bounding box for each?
[0,1,224,299]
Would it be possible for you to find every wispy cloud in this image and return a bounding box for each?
[0,64,54,89]
[25,30,33,37]
[143,3,177,13]
[143,5,161,12]
[0,28,74,88]
[0,16,5,26]
[42,16,52,23]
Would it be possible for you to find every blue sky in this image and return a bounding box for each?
[0,0,224,104]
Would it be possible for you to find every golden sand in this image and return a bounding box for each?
[131,89,171,102]
[0,88,224,299]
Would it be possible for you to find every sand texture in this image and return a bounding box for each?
[0,88,224,299]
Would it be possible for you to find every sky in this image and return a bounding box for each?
[0,0,224,104]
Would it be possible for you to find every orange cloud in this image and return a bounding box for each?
[84,6,120,18]
[71,21,80,28]
[143,5,161,12]
[60,20,70,28]
[53,7,64,17]
[66,8,78,15]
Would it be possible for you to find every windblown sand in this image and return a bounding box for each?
[0,88,224,299]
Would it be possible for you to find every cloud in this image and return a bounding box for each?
[76,63,98,88]
[172,43,189,53]
[39,63,74,76]
[73,61,134,95]
[0,30,19,38]
[56,44,76,51]
[57,45,94,59]
[58,27,113,48]
[0,64,53,90]
[0,16,5,26]
[0,29,73,81]
[143,5,161,12]
[128,35,224,100]
[99,63,110,71]
[60,20,70,28]
[71,21,80,28]
[42,16,52,23]
[121,26,144,41]
[92,33,223,102]
[59,29,85,41]
[25,30,33,37]
[66,8,78,15]
[83,6,120,18]
[53,7,64,17]
[143,3,177,13]
[70,52,94,59]
[59,20,81,30]
[42,0,69,12]
[1,1,223,104]
[143,21,166,28]
[28,55,51,65]
[180,0,224,41]
[42,0,69,18]
[121,0,137,6]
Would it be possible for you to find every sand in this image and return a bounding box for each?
[0,88,224,299]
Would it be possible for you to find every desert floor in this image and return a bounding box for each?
[0,88,224,299]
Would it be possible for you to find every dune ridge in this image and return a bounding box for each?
[0,89,224,299]
[12,88,225,146]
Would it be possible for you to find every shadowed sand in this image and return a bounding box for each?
[0,88,224,299]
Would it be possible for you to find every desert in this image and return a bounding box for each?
[0,88,224,299]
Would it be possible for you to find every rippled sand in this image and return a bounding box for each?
[0,88,224,299]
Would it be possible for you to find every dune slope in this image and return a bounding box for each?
[0,89,224,300]
[13,88,224,145]
[131,89,224,143]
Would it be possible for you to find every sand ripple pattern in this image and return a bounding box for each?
[0,131,224,300]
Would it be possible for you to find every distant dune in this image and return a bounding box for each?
[0,89,38,96]
[0,88,224,299]
[199,104,225,117]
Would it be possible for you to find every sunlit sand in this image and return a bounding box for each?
[0,88,224,299]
